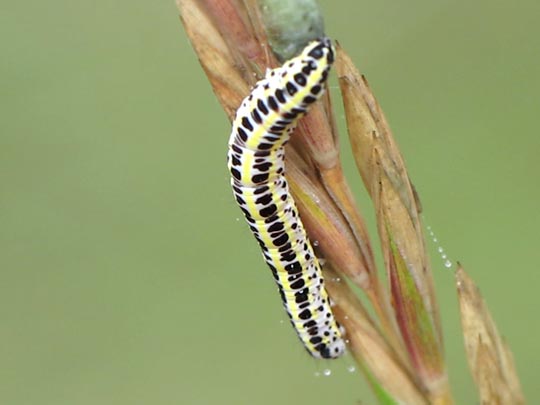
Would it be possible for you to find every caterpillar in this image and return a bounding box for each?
[227,38,345,359]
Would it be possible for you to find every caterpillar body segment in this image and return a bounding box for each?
[227,38,345,359]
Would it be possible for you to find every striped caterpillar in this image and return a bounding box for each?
[227,38,345,359]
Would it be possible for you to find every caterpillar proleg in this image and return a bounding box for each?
[227,38,345,359]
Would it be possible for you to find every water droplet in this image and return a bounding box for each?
[424,222,456,271]
[336,277,341,282]
[313,240,319,247]
[347,365,356,373]
[323,369,331,376]
[345,339,350,344]
[344,315,349,320]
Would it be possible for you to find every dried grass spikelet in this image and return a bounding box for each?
[177,0,523,403]
[456,264,524,405]
[336,46,452,403]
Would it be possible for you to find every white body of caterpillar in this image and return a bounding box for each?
[227,38,345,359]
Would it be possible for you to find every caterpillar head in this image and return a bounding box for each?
[303,37,335,67]
[281,37,334,106]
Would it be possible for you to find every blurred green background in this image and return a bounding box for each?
[1,0,538,403]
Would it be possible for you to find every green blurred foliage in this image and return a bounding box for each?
[1,1,538,404]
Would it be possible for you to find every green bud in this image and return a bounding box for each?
[258,0,325,61]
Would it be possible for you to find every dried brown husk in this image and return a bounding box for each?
[336,44,452,403]
[456,264,525,405]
